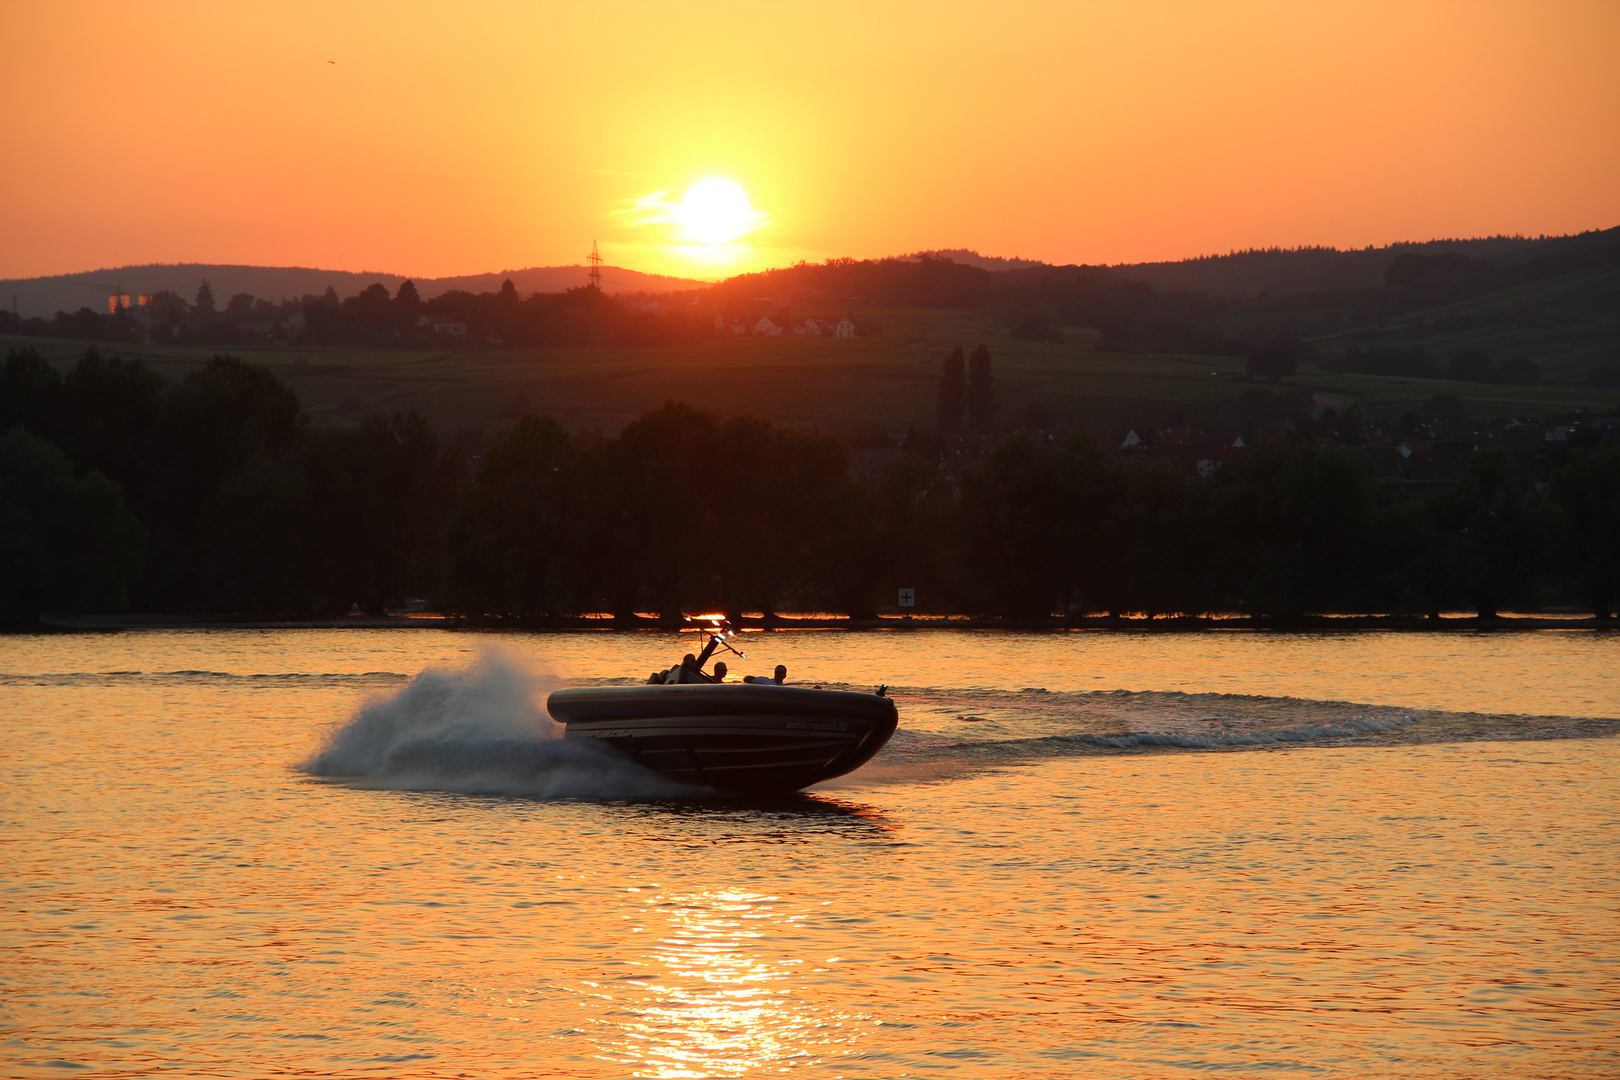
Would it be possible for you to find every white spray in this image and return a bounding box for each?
[299,650,696,798]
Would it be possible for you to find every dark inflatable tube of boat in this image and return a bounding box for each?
[547,684,896,725]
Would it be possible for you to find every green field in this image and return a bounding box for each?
[7,294,1616,442]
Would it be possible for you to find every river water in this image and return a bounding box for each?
[3,628,1617,1078]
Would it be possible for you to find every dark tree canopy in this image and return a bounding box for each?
[2,345,1615,625]
[938,348,966,435]
[968,345,994,433]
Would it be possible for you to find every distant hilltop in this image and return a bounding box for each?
[1109,230,1620,298]
[5,226,1615,318]
[0,263,706,319]
[908,230,1620,298]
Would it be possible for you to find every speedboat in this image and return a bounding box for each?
[546,620,897,792]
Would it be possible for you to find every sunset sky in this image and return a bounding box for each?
[2,0,1616,282]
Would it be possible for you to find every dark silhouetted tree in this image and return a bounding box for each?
[1214,435,1394,619]
[396,279,422,315]
[0,428,144,622]
[1548,432,1620,619]
[1428,450,1543,619]
[297,412,453,615]
[444,414,581,618]
[958,432,1113,617]
[60,351,168,496]
[968,344,994,432]
[1,349,65,441]
[147,291,189,333]
[937,348,965,434]
[195,279,216,315]
[1246,333,1310,382]
[144,356,306,608]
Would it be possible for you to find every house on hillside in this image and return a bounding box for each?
[793,318,821,336]
[1119,429,1144,451]
[753,316,783,336]
[834,317,856,338]
[418,315,467,337]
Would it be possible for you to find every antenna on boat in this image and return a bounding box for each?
[685,616,746,661]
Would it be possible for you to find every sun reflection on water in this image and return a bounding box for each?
[583,890,862,1077]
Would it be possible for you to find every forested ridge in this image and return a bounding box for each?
[0,278,710,350]
[5,227,1616,402]
[4,347,1617,627]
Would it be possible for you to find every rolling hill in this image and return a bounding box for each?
[5,228,1616,441]
[0,262,705,319]
[1110,228,1620,298]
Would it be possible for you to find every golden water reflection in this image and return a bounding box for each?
[585,890,863,1077]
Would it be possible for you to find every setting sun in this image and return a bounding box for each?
[673,179,762,245]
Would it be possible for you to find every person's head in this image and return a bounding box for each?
[774,664,787,683]
[713,660,728,680]
[683,653,696,665]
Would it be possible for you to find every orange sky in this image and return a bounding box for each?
[2,0,1616,282]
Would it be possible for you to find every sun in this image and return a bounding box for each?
[673,178,760,245]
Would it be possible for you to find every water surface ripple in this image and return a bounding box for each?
[3,629,1616,1078]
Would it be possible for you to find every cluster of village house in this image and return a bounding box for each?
[416,312,860,342]
[715,314,858,337]
[846,398,1619,493]
[1115,402,1620,490]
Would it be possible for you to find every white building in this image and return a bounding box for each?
[418,315,468,337]
[753,316,784,336]
[834,318,856,338]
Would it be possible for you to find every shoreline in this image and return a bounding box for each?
[18,612,1615,633]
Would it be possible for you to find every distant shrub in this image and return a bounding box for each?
[1246,333,1313,382]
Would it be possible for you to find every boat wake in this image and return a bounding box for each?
[298,653,697,799]
[825,682,1619,784]
[290,657,1618,799]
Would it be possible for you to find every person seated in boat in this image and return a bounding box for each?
[660,653,728,684]
[744,664,788,685]
[712,661,728,682]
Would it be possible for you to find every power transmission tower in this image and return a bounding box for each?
[587,240,602,291]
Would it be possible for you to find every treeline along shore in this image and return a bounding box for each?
[3,346,1616,629]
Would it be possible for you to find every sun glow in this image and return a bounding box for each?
[672,179,762,245]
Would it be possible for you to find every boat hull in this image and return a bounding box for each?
[547,684,898,792]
